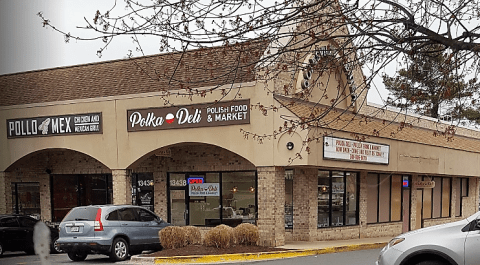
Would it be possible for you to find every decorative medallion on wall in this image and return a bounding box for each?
[295,45,358,102]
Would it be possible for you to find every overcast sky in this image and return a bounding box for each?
[0,0,387,104]
[0,0,158,75]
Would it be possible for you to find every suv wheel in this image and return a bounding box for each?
[0,241,4,257]
[51,237,62,254]
[110,238,129,261]
[67,252,88,261]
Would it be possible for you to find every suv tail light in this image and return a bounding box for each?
[94,208,103,231]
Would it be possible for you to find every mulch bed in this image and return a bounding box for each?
[143,245,288,257]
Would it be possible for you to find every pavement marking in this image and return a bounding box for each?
[129,242,387,264]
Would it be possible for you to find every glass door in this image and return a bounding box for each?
[168,172,222,226]
[170,189,187,226]
[168,173,188,225]
[132,173,154,211]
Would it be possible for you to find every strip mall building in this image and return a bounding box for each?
[1,39,479,247]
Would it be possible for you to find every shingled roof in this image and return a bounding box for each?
[0,41,268,107]
[275,95,480,154]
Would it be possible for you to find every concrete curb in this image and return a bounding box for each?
[130,242,387,264]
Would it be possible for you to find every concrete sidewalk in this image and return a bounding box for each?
[280,236,391,250]
[130,237,391,264]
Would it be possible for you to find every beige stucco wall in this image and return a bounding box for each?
[3,85,480,178]
[305,130,480,177]
[0,100,119,171]
[0,82,281,171]
[113,82,275,169]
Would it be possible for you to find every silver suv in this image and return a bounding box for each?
[57,205,170,261]
[376,211,480,265]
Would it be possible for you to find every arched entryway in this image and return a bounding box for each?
[4,149,112,222]
[128,142,257,227]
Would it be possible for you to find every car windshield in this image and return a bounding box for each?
[62,207,99,222]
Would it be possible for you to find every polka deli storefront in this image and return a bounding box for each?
[1,43,480,247]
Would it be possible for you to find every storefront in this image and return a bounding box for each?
[167,171,257,227]
[11,182,41,217]
[1,40,480,246]
[51,174,112,222]
[132,173,154,211]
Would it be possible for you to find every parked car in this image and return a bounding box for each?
[376,211,480,265]
[57,205,170,261]
[0,214,61,257]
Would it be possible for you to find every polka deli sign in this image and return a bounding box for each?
[127,100,250,132]
[7,113,102,138]
[323,136,390,164]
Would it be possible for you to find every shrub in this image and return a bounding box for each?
[182,225,202,245]
[233,223,259,246]
[203,224,234,248]
[159,226,186,249]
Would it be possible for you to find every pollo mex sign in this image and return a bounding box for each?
[127,100,250,132]
[7,113,102,138]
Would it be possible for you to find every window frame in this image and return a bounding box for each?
[367,173,405,224]
[285,169,294,229]
[455,178,469,217]
[317,170,360,228]
[11,182,41,216]
[420,176,453,220]
[167,170,257,227]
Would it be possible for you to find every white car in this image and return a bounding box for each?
[376,211,480,265]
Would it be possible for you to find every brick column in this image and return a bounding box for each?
[359,171,368,238]
[112,169,132,205]
[257,166,285,247]
[39,173,52,221]
[292,168,318,241]
[0,172,6,214]
[411,174,421,230]
[153,170,167,219]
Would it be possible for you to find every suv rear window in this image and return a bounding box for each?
[62,207,99,222]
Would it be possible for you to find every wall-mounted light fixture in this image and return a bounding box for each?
[286,142,294,150]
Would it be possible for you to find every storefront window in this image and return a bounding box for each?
[318,171,330,227]
[367,173,403,224]
[132,173,154,211]
[318,170,358,228]
[345,172,358,225]
[421,176,452,219]
[52,174,112,222]
[222,172,256,226]
[12,182,40,217]
[190,173,220,226]
[455,178,469,217]
[285,170,294,229]
[168,171,256,227]
[332,171,344,226]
